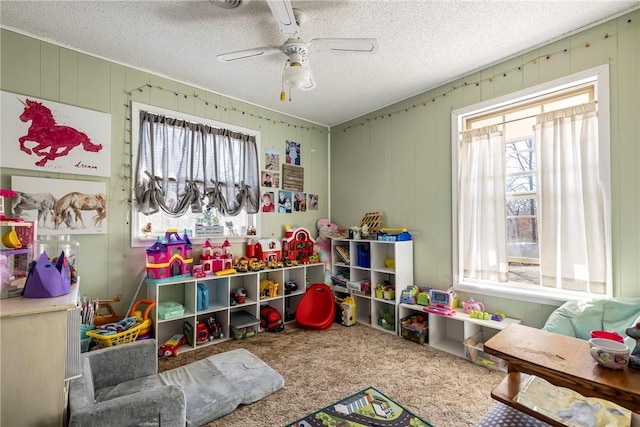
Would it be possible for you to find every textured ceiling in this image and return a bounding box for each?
[1,0,638,126]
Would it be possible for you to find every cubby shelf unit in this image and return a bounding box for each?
[147,263,325,355]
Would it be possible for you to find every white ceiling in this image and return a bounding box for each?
[1,0,638,127]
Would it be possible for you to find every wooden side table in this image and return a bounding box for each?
[484,324,640,425]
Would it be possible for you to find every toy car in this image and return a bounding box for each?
[158,333,186,357]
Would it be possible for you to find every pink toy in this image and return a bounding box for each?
[145,229,193,282]
[314,219,344,284]
[462,298,485,314]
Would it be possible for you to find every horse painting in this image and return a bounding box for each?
[11,192,57,228]
[18,98,103,167]
[53,192,106,229]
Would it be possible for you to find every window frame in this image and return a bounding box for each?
[130,102,260,248]
[451,64,611,305]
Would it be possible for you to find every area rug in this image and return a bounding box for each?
[286,386,434,427]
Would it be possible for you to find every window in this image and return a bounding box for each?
[452,65,611,300]
[131,102,259,247]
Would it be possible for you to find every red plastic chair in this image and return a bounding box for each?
[296,283,336,330]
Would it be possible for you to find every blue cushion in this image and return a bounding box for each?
[542,298,640,349]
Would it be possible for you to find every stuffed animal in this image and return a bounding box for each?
[314,219,344,284]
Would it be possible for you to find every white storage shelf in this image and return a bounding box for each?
[398,305,521,358]
[147,263,325,354]
[330,238,414,335]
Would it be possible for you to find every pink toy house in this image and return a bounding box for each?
[146,229,193,282]
[282,227,315,263]
[199,239,233,274]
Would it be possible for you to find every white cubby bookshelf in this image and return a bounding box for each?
[330,237,413,335]
[146,263,325,354]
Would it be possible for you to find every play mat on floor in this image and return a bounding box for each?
[286,386,433,427]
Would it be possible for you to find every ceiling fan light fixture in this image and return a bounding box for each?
[283,61,311,89]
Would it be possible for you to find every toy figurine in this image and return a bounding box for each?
[626,322,640,369]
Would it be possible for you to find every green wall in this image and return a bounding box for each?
[331,10,639,326]
[0,29,329,314]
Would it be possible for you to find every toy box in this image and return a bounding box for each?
[346,280,370,295]
[464,331,507,371]
[400,314,428,344]
[158,301,185,320]
[229,311,259,339]
[231,324,257,339]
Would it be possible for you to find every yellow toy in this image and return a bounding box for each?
[260,279,279,299]
[335,295,356,326]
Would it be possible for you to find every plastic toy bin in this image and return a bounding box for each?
[464,331,507,371]
[158,301,185,320]
[400,314,428,345]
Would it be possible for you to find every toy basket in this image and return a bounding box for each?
[86,322,143,348]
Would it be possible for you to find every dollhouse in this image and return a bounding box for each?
[281,227,315,263]
[145,229,193,282]
[198,239,233,274]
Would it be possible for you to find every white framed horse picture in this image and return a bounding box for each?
[11,176,107,235]
[1,91,111,177]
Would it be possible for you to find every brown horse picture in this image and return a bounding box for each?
[18,98,103,167]
[53,192,106,229]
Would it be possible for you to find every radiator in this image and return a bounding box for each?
[65,305,82,380]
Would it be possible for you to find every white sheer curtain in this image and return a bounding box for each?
[534,101,606,294]
[459,125,508,282]
[135,111,260,217]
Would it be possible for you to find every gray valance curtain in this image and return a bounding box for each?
[135,111,260,217]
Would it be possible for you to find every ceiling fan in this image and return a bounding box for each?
[216,0,378,96]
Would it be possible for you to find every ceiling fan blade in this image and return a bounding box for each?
[267,0,299,37]
[217,46,282,62]
[309,38,379,54]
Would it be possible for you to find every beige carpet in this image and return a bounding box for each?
[158,322,506,426]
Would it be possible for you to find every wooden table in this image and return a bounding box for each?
[484,323,640,426]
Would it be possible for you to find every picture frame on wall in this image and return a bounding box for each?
[285,140,300,166]
[1,91,112,177]
[11,176,107,235]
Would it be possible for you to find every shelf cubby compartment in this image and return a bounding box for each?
[258,269,285,300]
[372,299,397,335]
[156,317,192,354]
[370,241,396,271]
[229,274,258,307]
[156,282,195,322]
[352,294,371,325]
[196,277,229,314]
[284,293,303,322]
[305,263,325,285]
[195,311,229,343]
[351,241,371,268]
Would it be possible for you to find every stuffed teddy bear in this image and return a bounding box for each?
[314,219,344,284]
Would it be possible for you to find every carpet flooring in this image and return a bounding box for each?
[158,322,506,426]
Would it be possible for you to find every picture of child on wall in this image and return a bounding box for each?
[262,192,275,213]
[278,190,292,213]
[265,149,279,171]
[285,140,300,166]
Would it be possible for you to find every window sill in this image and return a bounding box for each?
[131,234,254,249]
[454,281,607,307]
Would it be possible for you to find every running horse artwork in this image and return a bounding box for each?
[53,192,107,230]
[17,98,103,167]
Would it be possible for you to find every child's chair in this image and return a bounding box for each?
[296,283,336,330]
